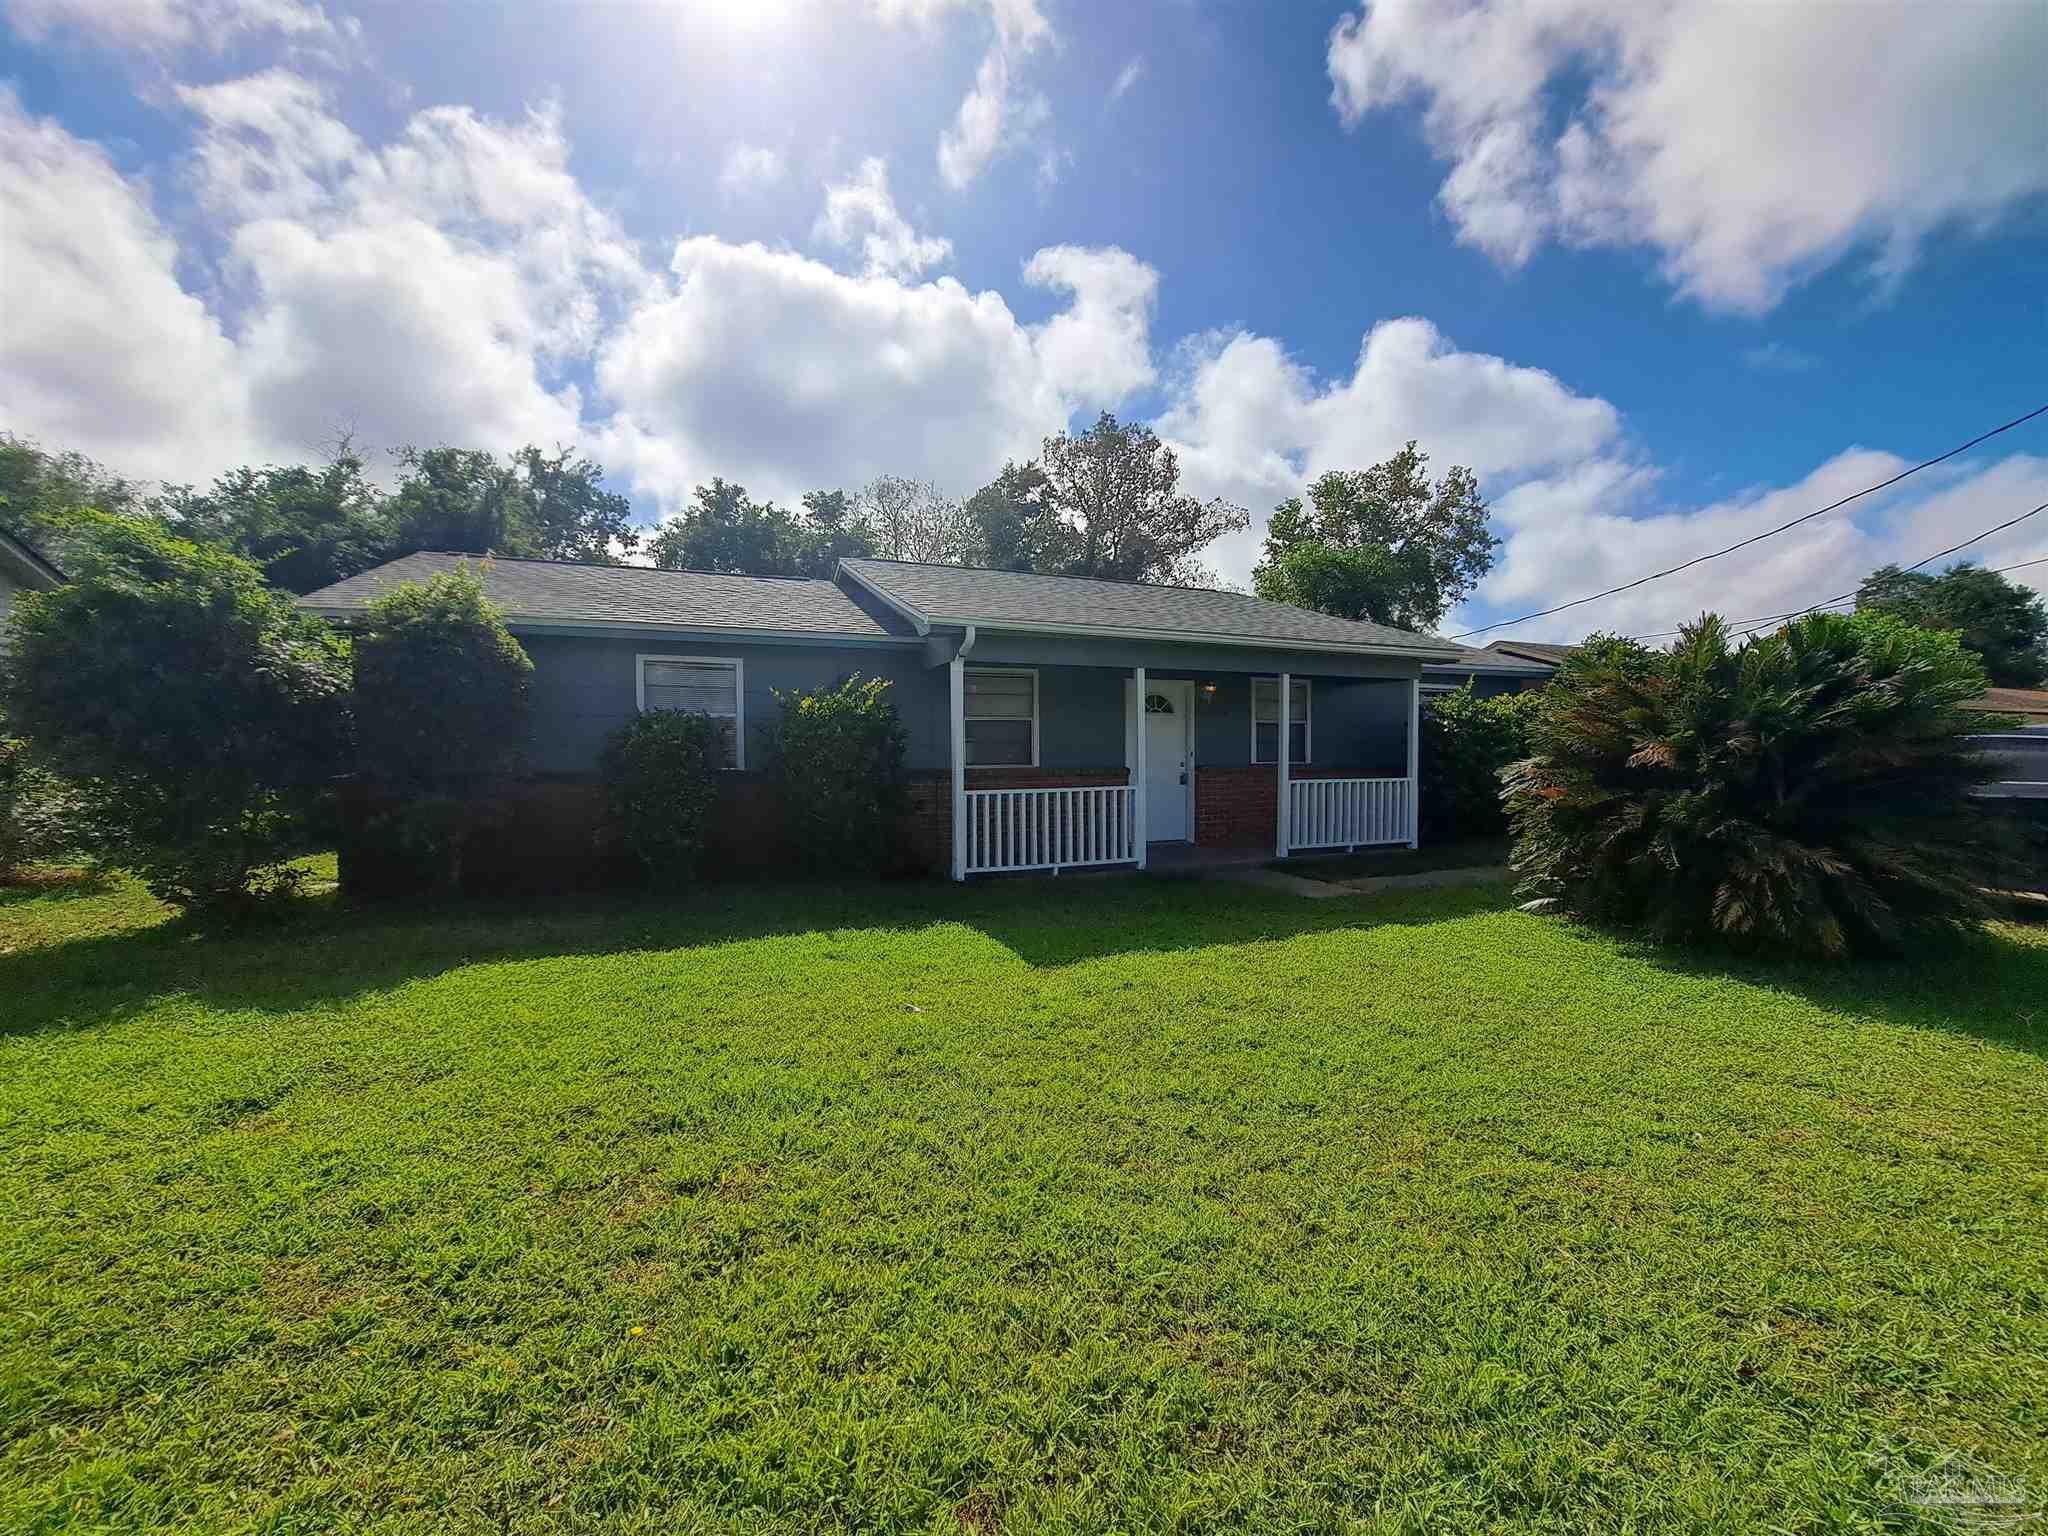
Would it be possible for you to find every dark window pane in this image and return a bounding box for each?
[965,719,1033,765]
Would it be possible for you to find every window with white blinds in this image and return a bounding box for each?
[636,656,744,769]
[964,668,1037,766]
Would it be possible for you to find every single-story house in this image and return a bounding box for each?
[1421,641,1556,698]
[0,527,65,645]
[300,553,1472,879]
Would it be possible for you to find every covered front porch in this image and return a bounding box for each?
[939,646,1421,880]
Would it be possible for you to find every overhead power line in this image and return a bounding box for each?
[1643,500,2048,642]
[1451,401,2048,641]
[1628,545,2048,641]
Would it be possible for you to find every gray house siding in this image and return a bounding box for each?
[519,633,942,775]
[517,631,1419,777]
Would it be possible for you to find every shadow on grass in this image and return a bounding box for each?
[0,868,111,908]
[4,871,2043,1059]
[0,873,1501,1041]
[1618,923,2048,1059]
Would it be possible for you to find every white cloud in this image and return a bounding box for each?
[0,88,256,483]
[1109,56,1145,102]
[593,236,1159,512]
[876,0,1054,190]
[813,156,953,279]
[718,143,785,198]
[5,0,346,51]
[1470,451,2048,643]
[1328,0,2048,311]
[1160,316,1622,584]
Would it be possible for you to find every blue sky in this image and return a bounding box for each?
[2,0,2044,639]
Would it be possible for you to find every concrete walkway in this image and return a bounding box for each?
[1221,864,1510,901]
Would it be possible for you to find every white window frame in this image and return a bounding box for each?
[635,654,745,770]
[1251,676,1312,765]
[964,666,1040,768]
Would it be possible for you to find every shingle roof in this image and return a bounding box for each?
[297,552,915,638]
[839,558,1463,656]
[1484,639,1573,665]
[1423,642,1556,675]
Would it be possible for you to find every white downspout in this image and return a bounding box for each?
[1276,671,1291,859]
[1407,673,1421,849]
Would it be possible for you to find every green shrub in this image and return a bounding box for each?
[0,514,350,913]
[763,675,908,875]
[1503,613,2015,958]
[349,566,532,892]
[601,709,725,886]
[0,736,75,878]
[353,564,532,785]
[1420,684,1539,839]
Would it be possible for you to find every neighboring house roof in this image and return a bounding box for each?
[0,527,66,591]
[1422,641,1556,678]
[1963,686,2048,723]
[838,558,1463,658]
[297,551,917,640]
[1483,638,1573,666]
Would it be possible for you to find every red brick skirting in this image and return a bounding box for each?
[1193,765,1378,848]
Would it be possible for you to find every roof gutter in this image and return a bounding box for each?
[926,615,1460,662]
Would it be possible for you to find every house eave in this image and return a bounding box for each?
[926,615,1461,662]
[298,607,921,647]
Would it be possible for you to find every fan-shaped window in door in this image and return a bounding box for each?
[1145,692,1175,714]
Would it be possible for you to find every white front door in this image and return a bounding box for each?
[1144,681,1191,842]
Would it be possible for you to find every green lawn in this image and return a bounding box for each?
[2,867,2043,1534]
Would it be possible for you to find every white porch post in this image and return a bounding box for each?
[949,654,967,880]
[1276,670,1291,859]
[1131,666,1147,869]
[1406,673,1421,848]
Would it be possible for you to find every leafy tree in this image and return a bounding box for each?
[388,447,537,557]
[647,479,872,578]
[853,475,972,564]
[601,709,726,886]
[386,443,638,565]
[962,461,1077,572]
[518,444,639,564]
[762,675,909,875]
[353,565,532,785]
[0,514,351,912]
[1253,444,1499,629]
[157,444,394,594]
[1856,561,2048,687]
[0,434,143,566]
[796,488,880,572]
[1503,611,2013,958]
[1039,413,1247,585]
[1251,541,1420,628]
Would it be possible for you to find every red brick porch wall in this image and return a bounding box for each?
[1193,765,1370,849]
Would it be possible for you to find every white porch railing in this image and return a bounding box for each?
[1287,776,1413,850]
[965,785,1136,874]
